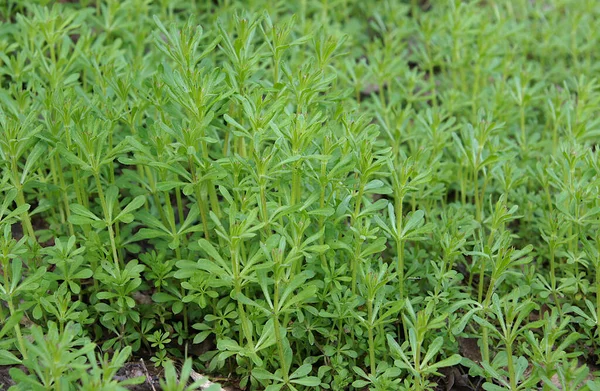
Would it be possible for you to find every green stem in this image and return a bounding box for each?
[175,187,185,232]
[49,154,65,225]
[54,154,74,235]
[259,184,269,233]
[15,187,35,240]
[482,324,490,365]
[188,157,210,239]
[351,232,362,294]
[94,173,119,267]
[149,167,169,226]
[520,105,526,149]
[506,340,516,390]
[596,262,600,334]
[479,228,496,303]
[395,192,405,300]
[397,239,405,301]
[273,53,280,84]
[201,139,221,219]
[474,167,482,222]
[7,299,27,360]
[273,277,289,383]
[477,266,486,304]
[11,158,35,240]
[232,245,253,347]
[291,163,302,205]
[367,299,376,375]
[273,317,289,383]
[549,243,561,312]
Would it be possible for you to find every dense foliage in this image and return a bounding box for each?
[0,0,599,390]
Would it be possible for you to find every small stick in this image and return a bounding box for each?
[140,358,157,391]
[190,368,223,390]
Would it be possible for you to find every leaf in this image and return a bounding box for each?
[290,364,312,379]
[195,259,232,280]
[452,306,481,335]
[216,338,243,353]
[291,376,321,386]
[236,293,271,316]
[308,207,335,217]
[0,349,21,365]
[387,334,407,361]
[224,114,249,136]
[282,331,293,374]
[421,337,443,368]
[352,366,369,379]
[173,301,183,314]
[21,142,46,184]
[72,269,93,279]
[482,382,508,391]
[152,292,177,303]
[429,354,463,371]
[352,379,370,388]
[115,195,146,223]
[70,204,101,222]
[360,236,387,258]
[0,312,23,340]
[280,285,317,312]
[197,239,225,263]
[1,202,30,224]
[401,210,425,236]
[252,367,279,381]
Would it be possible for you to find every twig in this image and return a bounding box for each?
[140,358,157,391]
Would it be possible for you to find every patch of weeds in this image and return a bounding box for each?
[0,0,600,390]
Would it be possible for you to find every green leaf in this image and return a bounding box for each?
[290,364,312,379]
[152,292,177,303]
[421,336,443,368]
[21,142,46,184]
[308,207,335,217]
[70,204,101,221]
[0,349,21,365]
[291,376,321,386]
[197,239,225,263]
[429,354,463,371]
[72,269,93,279]
[352,379,370,388]
[252,367,280,381]
[115,195,146,223]
[402,210,425,235]
[0,312,23,340]
[482,383,508,391]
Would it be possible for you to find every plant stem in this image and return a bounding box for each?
[232,244,253,347]
[367,298,376,375]
[15,187,35,240]
[291,163,302,205]
[506,340,516,390]
[596,259,600,334]
[273,276,290,383]
[54,154,74,235]
[481,324,490,365]
[7,299,27,360]
[10,158,36,240]
[188,157,210,239]
[94,173,119,267]
[397,239,406,301]
[259,184,269,233]
[201,140,221,219]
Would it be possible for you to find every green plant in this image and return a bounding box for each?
[0,1,600,390]
[160,358,221,391]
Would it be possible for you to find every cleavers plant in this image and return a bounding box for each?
[0,1,600,391]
